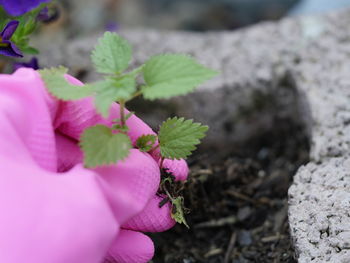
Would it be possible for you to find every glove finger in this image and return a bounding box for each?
[122,195,175,232]
[56,132,161,225]
[55,75,155,145]
[0,158,118,263]
[106,229,154,263]
[162,158,189,181]
[56,138,188,232]
[121,158,189,232]
[0,68,59,172]
[93,149,160,224]
[55,132,82,172]
[150,146,189,181]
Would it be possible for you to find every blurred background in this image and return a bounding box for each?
[54,0,350,35]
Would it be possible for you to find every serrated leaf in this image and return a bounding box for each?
[158,117,208,160]
[171,196,189,228]
[136,134,157,152]
[91,32,132,74]
[142,54,218,100]
[92,76,136,118]
[80,125,132,168]
[39,67,93,100]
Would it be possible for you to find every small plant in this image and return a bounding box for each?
[39,32,218,226]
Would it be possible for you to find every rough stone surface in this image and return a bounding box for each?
[37,9,350,262]
[289,158,350,262]
[286,10,350,262]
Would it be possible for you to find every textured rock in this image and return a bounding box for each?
[286,10,350,261]
[289,158,350,262]
[37,8,350,262]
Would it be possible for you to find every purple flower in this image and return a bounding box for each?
[13,57,39,71]
[105,22,119,32]
[0,21,23,58]
[0,0,51,17]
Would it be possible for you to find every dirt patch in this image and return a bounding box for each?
[150,117,309,263]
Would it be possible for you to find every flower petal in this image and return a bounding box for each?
[1,21,19,40]
[0,40,23,58]
[36,7,50,21]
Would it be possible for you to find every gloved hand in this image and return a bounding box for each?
[0,68,189,263]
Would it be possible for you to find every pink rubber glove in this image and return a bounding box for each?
[0,68,189,263]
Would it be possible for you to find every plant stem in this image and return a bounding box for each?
[164,189,174,202]
[133,90,143,98]
[159,157,165,170]
[150,144,160,152]
[119,100,126,126]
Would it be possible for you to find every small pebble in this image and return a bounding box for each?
[238,230,253,246]
[237,206,252,221]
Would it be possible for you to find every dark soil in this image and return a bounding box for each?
[150,118,309,263]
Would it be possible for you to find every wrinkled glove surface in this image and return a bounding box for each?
[0,68,188,263]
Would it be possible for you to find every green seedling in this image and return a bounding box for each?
[39,32,218,226]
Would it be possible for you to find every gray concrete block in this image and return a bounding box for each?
[289,158,350,262]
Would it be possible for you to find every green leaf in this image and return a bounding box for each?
[158,117,208,160]
[92,76,136,117]
[171,196,189,228]
[136,134,157,152]
[21,46,39,55]
[39,67,93,100]
[80,125,132,168]
[91,32,132,74]
[23,17,37,35]
[142,54,218,100]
